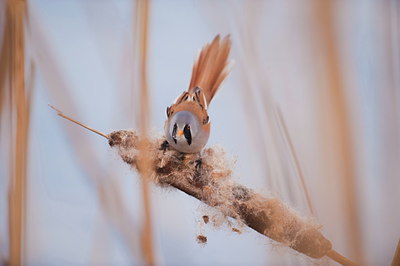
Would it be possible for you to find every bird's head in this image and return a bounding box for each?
[164,110,209,153]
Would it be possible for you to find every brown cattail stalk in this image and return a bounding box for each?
[50,107,358,266]
[7,0,28,265]
[109,130,359,266]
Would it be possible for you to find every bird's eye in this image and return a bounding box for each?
[183,124,192,145]
[172,123,177,144]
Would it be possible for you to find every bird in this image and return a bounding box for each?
[164,35,232,153]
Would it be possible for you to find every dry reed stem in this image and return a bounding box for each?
[49,105,109,139]
[135,0,155,264]
[392,240,400,266]
[7,0,28,265]
[315,0,364,263]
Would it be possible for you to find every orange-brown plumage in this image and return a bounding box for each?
[169,100,210,134]
[164,35,231,153]
[188,35,232,104]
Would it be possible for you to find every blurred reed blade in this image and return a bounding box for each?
[275,106,315,216]
[392,240,400,266]
[6,0,29,265]
[26,62,35,112]
[315,0,363,263]
[232,3,314,216]
[28,10,143,262]
[134,0,155,264]
[0,1,10,123]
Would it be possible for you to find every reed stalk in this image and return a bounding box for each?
[6,0,28,265]
[135,0,155,264]
[392,240,400,266]
[314,0,364,263]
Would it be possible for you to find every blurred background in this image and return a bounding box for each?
[1,0,399,265]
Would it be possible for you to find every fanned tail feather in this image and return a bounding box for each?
[188,35,232,105]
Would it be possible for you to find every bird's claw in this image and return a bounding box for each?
[160,140,169,153]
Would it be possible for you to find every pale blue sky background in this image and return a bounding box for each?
[1,0,399,265]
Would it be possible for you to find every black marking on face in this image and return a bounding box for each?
[172,123,177,144]
[184,124,192,145]
[166,106,171,117]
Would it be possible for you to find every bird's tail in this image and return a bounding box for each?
[188,35,232,105]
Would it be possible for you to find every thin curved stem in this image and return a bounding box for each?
[49,104,109,139]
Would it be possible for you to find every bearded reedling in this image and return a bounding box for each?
[164,35,232,153]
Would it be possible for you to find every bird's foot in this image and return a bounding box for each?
[160,140,169,153]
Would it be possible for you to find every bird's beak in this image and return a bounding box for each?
[177,130,184,137]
